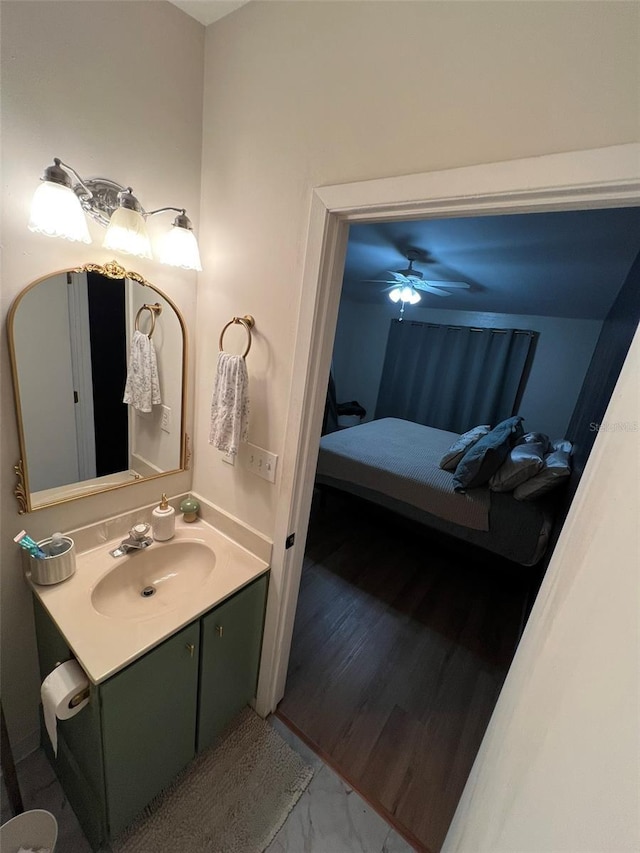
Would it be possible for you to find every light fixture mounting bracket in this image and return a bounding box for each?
[74,178,145,228]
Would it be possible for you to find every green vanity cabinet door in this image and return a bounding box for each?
[33,597,72,681]
[99,621,200,838]
[197,573,268,753]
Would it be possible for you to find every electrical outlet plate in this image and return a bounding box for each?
[221,449,235,466]
[244,443,277,483]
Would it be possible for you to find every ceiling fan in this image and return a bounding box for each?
[365,250,470,310]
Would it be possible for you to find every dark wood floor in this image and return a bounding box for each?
[277,488,538,852]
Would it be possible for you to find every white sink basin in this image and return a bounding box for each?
[91,541,216,619]
[30,519,269,683]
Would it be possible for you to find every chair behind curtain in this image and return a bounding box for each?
[375,320,536,434]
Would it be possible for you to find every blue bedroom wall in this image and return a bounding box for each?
[332,299,602,440]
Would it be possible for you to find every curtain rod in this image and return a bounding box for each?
[398,320,536,336]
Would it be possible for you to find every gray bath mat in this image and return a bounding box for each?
[112,708,314,853]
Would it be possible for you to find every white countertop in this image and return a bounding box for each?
[29,519,269,684]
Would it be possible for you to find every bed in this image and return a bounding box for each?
[315,418,552,566]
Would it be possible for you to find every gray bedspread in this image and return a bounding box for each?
[316,417,551,565]
[316,418,491,531]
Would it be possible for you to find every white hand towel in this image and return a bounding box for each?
[209,352,249,456]
[123,330,161,413]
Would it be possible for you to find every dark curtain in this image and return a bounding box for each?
[375,320,536,434]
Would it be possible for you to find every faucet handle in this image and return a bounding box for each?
[130,523,150,541]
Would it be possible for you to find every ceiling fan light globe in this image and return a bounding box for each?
[409,290,421,305]
[400,285,415,303]
[389,288,402,303]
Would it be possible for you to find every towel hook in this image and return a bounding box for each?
[135,302,162,338]
[219,315,255,358]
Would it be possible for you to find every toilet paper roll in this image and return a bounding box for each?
[41,660,89,757]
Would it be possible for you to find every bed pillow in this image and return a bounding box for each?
[453,416,524,492]
[516,431,551,454]
[439,424,492,471]
[488,440,546,492]
[513,445,572,500]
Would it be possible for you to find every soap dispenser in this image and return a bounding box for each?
[152,494,175,541]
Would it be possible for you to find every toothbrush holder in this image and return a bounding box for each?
[29,536,76,585]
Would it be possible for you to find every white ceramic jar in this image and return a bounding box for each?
[152,494,175,541]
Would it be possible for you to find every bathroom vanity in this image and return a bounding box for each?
[30,520,269,850]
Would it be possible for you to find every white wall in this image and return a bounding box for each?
[0,0,204,757]
[196,4,639,851]
[194,0,638,535]
[333,299,603,439]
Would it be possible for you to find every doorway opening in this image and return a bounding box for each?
[257,145,640,852]
[276,203,640,850]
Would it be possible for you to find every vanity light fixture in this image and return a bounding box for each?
[28,159,92,244]
[102,187,152,260]
[29,158,202,271]
[156,210,202,272]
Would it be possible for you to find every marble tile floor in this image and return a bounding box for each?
[1,716,416,853]
[267,717,416,853]
[0,747,92,853]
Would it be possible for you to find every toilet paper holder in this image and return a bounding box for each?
[54,660,90,709]
[69,688,90,708]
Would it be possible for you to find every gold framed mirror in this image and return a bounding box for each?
[8,260,188,512]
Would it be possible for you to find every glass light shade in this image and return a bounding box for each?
[28,181,92,244]
[389,286,421,305]
[158,224,202,271]
[103,206,152,259]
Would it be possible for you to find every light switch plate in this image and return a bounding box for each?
[160,405,172,434]
[244,443,277,483]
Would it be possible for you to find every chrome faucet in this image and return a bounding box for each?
[110,523,153,557]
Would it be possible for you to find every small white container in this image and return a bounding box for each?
[152,494,176,541]
[29,536,76,585]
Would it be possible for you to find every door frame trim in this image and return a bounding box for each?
[255,142,640,716]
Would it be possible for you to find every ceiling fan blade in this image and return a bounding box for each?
[363,272,416,286]
[419,285,452,297]
[423,279,470,289]
[424,285,453,296]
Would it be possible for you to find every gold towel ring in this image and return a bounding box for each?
[219,315,255,358]
[135,303,162,338]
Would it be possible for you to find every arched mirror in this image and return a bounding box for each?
[9,261,188,512]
